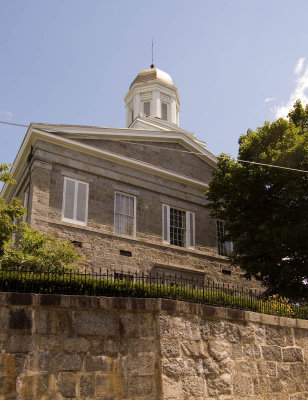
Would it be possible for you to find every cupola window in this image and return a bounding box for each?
[161,102,168,120]
[143,101,151,117]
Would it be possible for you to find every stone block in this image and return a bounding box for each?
[181,375,205,396]
[28,351,54,372]
[9,335,35,353]
[48,310,71,335]
[73,311,118,336]
[257,360,277,377]
[119,312,154,337]
[206,374,232,396]
[203,357,220,377]
[282,347,304,362]
[9,308,32,330]
[158,315,200,340]
[237,360,257,374]
[127,375,154,397]
[184,358,204,375]
[9,292,33,305]
[16,374,48,397]
[34,308,48,333]
[181,340,205,357]
[243,344,261,359]
[261,345,282,361]
[0,376,15,395]
[161,357,184,377]
[0,354,15,375]
[161,374,180,399]
[95,373,124,398]
[265,325,294,346]
[253,376,267,395]
[80,374,95,397]
[123,354,154,375]
[55,353,82,371]
[232,374,253,396]
[57,372,76,398]
[269,377,284,392]
[208,340,231,361]
[63,336,90,353]
[160,339,181,358]
[84,355,112,372]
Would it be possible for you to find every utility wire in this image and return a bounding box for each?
[0,120,29,128]
[0,120,307,174]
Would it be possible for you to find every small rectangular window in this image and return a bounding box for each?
[143,101,150,117]
[161,102,168,120]
[162,204,195,249]
[114,192,136,237]
[216,221,233,256]
[62,177,89,226]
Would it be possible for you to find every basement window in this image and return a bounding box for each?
[120,250,132,257]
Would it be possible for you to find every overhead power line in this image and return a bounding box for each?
[0,120,29,128]
[0,120,307,174]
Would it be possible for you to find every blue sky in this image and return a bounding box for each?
[1,0,308,165]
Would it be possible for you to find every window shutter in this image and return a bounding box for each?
[161,102,168,120]
[63,179,75,220]
[186,211,195,248]
[143,101,150,116]
[162,204,169,243]
[76,181,88,223]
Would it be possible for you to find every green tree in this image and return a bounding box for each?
[0,164,25,257]
[206,101,308,298]
[0,164,82,271]
[1,224,81,272]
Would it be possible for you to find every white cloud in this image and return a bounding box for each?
[0,110,13,120]
[272,57,308,119]
[294,57,305,75]
[264,97,277,103]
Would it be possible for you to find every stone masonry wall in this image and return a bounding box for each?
[0,292,307,399]
[21,141,262,291]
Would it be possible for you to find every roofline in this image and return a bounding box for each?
[1,125,211,200]
[21,122,217,165]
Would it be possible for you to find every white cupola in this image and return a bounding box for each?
[124,65,181,128]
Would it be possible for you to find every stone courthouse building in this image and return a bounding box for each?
[1,66,257,289]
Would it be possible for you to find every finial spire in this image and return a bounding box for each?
[151,37,154,68]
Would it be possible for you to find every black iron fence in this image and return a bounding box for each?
[0,267,307,319]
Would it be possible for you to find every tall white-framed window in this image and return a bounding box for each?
[62,177,89,226]
[114,192,136,237]
[162,204,195,249]
[216,221,233,256]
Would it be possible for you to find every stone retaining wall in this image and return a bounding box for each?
[0,292,307,399]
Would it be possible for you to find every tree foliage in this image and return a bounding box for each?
[0,164,82,271]
[0,164,25,257]
[1,224,81,272]
[206,101,308,298]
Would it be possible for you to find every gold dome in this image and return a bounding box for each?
[130,67,174,89]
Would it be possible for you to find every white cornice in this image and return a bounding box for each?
[1,125,211,200]
[24,122,216,165]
